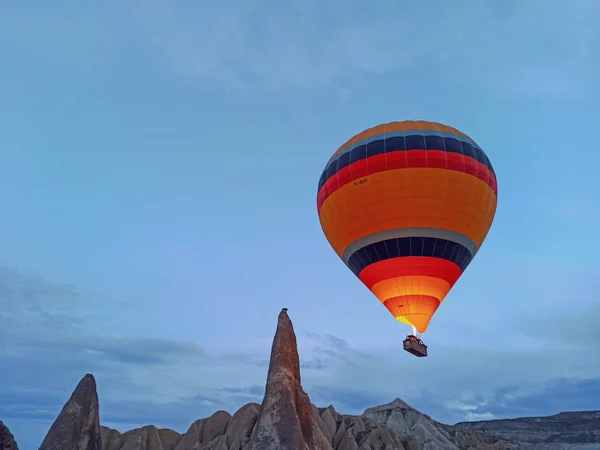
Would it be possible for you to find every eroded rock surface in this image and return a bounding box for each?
[119,426,181,450]
[361,398,516,450]
[100,426,122,450]
[250,308,332,450]
[39,373,102,450]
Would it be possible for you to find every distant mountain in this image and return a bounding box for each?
[5,308,597,449]
[455,411,600,447]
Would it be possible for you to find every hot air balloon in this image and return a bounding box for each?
[317,120,498,357]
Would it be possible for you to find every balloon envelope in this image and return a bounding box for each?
[317,121,498,333]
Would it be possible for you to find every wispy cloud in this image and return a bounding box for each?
[292,269,600,423]
[3,1,597,96]
[0,265,270,443]
[451,378,600,424]
[299,331,372,371]
[127,0,414,92]
[126,0,600,96]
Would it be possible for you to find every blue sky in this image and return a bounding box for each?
[1,1,599,449]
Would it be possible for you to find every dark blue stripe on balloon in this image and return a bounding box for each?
[346,237,474,277]
[318,134,495,192]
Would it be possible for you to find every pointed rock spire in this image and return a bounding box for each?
[250,309,332,450]
[39,373,102,450]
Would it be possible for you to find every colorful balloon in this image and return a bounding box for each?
[317,121,497,334]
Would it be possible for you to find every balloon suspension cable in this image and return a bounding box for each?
[411,325,417,336]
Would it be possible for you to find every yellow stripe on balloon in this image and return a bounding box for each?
[395,316,412,325]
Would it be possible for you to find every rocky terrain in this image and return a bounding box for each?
[1,308,598,449]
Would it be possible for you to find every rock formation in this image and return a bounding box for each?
[455,411,600,445]
[313,400,516,450]
[118,426,181,450]
[250,308,332,450]
[33,309,600,450]
[171,409,232,450]
[100,399,520,450]
[0,420,18,450]
[100,426,122,450]
[39,373,102,450]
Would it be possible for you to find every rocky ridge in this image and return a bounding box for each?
[455,411,600,445]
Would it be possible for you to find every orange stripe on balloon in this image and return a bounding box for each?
[371,276,450,303]
[318,168,496,256]
[359,257,462,289]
